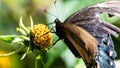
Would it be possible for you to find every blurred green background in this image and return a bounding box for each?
[0,0,120,68]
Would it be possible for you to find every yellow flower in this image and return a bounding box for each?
[31,24,52,49]
[0,51,11,68]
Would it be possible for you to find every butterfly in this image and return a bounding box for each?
[53,1,120,68]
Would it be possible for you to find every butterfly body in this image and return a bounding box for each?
[54,1,120,68]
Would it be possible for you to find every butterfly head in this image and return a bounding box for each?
[54,18,61,25]
[54,18,63,31]
[54,18,65,39]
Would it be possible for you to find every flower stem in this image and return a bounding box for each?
[35,59,38,68]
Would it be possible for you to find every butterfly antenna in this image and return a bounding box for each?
[40,25,56,38]
[54,0,57,5]
[45,21,55,26]
[44,9,58,19]
[54,0,59,19]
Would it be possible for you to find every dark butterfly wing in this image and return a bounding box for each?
[65,1,120,37]
[62,23,98,68]
[96,34,117,68]
[63,1,120,68]
[65,1,120,23]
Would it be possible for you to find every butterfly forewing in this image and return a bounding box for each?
[62,23,98,66]
[65,1,120,24]
[64,1,120,39]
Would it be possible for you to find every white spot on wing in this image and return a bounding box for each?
[109,51,113,57]
[107,40,110,45]
[96,3,109,7]
[110,61,113,66]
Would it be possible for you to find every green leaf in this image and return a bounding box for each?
[21,46,30,60]
[16,27,27,35]
[30,16,34,28]
[19,17,29,34]
[0,35,17,42]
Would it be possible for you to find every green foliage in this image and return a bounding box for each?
[0,35,17,42]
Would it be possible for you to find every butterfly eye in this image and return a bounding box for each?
[55,19,60,24]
